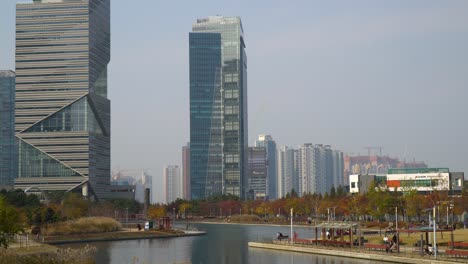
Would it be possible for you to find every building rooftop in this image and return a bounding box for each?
[387,168,449,174]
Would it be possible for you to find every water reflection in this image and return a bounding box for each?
[191,223,248,263]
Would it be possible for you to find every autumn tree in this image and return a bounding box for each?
[147,205,167,219]
[61,193,90,219]
[0,197,24,248]
[366,180,391,222]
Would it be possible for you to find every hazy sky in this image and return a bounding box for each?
[1,0,467,202]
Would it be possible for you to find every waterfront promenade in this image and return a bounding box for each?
[248,240,468,263]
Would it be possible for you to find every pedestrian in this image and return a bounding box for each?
[293,231,298,241]
[383,234,388,245]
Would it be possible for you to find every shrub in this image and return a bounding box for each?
[42,217,121,236]
[230,214,261,223]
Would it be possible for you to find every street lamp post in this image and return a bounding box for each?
[433,206,437,257]
[395,207,398,231]
[450,202,455,250]
[290,208,294,244]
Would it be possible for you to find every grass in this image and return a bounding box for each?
[0,244,96,264]
[42,217,121,236]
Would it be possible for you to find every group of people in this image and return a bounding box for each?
[383,233,398,253]
[275,231,298,241]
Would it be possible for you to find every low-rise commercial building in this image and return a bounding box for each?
[350,168,464,195]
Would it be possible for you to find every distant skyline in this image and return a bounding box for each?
[1,0,467,203]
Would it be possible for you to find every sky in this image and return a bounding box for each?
[1,0,467,203]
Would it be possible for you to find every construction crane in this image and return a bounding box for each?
[364,146,383,156]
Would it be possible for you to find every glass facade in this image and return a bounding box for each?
[190,16,248,199]
[18,139,80,178]
[15,0,111,199]
[248,147,267,199]
[0,71,17,186]
[24,97,103,134]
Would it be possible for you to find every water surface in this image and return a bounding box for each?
[63,223,379,264]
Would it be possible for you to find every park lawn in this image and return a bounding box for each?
[4,244,57,255]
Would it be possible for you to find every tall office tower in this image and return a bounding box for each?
[182,143,191,200]
[189,16,248,199]
[0,71,17,188]
[277,146,296,198]
[15,0,111,199]
[255,134,277,199]
[164,165,181,203]
[332,150,344,188]
[247,147,267,200]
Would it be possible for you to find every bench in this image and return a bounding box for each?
[447,242,468,249]
[276,235,289,241]
[364,243,387,251]
[445,249,468,258]
[293,238,314,244]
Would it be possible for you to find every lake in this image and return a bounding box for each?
[63,223,379,264]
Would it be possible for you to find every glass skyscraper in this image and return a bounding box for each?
[189,16,248,199]
[0,71,17,187]
[14,0,111,199]
[255,134,277,199]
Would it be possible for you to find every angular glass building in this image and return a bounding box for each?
[14,0,111,200]
[0,71,17,188]
[189,16,248,199]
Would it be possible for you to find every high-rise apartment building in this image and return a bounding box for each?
[182,143,191,200]
[247,147,267,200]
[277,146,297,198]
[0,71,17,187]
[255,134,277,199]
[297,144,344,195]
[189,16,248,199]
[297,144,321,195]
[14,0,111,199]
[164,165,181,203]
